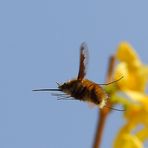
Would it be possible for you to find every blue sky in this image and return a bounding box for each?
[0,0,148,148]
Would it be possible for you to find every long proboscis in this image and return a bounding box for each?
[32,88,61,91]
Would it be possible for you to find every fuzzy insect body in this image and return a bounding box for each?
[33,42,116,109]
[59,79,108,108]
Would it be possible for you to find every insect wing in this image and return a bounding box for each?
[77,42,88,81]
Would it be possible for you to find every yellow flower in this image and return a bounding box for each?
[113,42,148,148]
[113,121,143,148]
[114,42,148,92]
[116,42,141,68]
[113,93,148,148]
[124,92,148,126]
[114,128,143,148]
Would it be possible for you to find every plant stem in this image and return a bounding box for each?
[92,55,115,148]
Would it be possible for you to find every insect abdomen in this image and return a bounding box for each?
[69,79,107,105]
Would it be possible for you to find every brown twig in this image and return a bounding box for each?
[92,55,116,148]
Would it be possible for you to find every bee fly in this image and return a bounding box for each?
[33,42,123,110]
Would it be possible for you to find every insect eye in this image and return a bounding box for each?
[60,82,67,89]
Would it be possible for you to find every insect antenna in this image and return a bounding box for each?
[56,82,60,86]
[98,76,124,86]
[104,105,125,111]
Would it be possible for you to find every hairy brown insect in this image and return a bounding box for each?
[33,42,123,109]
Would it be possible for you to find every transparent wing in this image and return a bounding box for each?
[77,42,89,81]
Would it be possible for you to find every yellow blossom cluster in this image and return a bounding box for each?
[112,42,148,148]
